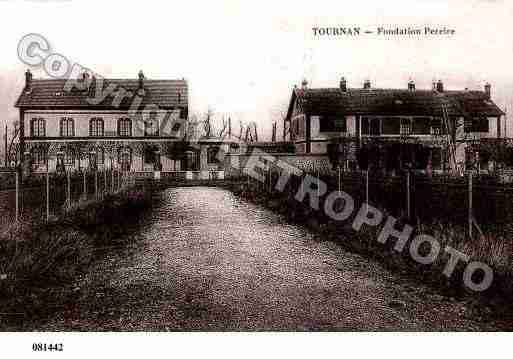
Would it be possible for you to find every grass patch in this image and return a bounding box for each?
[0,188,152,327]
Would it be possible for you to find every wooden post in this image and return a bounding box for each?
[316,164,320,198]
[338,165,341,193]
[469,172,473,238]
[103,169,107,196]
[95,170,98,198]
[111,168,114,193]
[82,169,87,198]
[66,169,71,207]
[15,170,19,222]
[406,170,411,219]
[4,125,7,167]
[268,166,271,193]
[46,170,50,222]
[365,170,369,212]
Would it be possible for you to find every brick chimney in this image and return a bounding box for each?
[484,82,491,99]
[138,70,145,96]
[436,80,444,92]
[340,77,347,92]
[408,79,415,91]
[363,79,371,89]
[24,69,32,90]
[301,78,308,90]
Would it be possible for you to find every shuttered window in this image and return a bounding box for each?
[60,118,75,137]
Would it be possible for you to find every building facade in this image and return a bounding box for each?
[285,78,505,173]
[15,70,189,174]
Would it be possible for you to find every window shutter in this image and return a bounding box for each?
[60,118,63,137]
[117,119,120,136]
[89,119,93,136]
[42,120,46,137]
[71,119,75,136]
[30,120,34,137]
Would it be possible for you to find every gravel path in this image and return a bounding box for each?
[38,187,503,331]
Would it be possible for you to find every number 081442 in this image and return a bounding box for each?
[32,343,63,352]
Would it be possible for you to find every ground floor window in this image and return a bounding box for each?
[32,148,47,166]
[431,147,442,170]
[118,147,132,171]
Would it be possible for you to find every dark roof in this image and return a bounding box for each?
[288,87,504,118]
[15,78,188,109]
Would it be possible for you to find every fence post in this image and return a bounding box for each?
[469,172,473,238]
[15,170,19,222]
[314,162,321,198]
[268,166,271,193]
[103,169,107,196]
[46,170,50,222]
[82,169,87,199]
[365,169,369,211]
[406,170,411,219]
[66,169,71,207]
[338,165,341,193]
[95,170,98,198]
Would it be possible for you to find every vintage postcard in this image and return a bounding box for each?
[0,0,511,357]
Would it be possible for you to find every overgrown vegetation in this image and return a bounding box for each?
[225,178,513,320]
[0,188,152,327]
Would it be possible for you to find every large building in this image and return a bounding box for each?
[15,70,189,174]
[285,78,505,173]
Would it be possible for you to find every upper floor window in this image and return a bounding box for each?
[412,117,431,135]
[60,117,75,137]
[465,117,489,133]
[400,118,412,136]
[382,117,400,135]
[89,118,104,136]
[144,115,159,136]
[361,117,381,135]
[319,116,347,132]
[118,118,132,137]
[30,118,46,137]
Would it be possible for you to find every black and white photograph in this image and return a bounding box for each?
[0,0,512,357]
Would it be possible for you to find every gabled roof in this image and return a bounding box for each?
[15,78,188,109]
[286,87,504,119]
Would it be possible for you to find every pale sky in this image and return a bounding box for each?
[0,0,512,140]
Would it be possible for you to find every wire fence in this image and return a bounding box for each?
[0,169,135,227]
[228,162,513,235]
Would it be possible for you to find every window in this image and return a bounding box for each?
[400,118,412,135]
[369,118,381,136]
[30,118,46,137]
[465,117,489,133]
[431,117,443,135]
[413,117,431,135]
[361,117,369,135]
[60,117,74,137]
[64,151,74,166]
[32,148,47,166]
[431,147,442,170]
[89,150,104,168]
[89,118,104,136]
[144,114,159,136]
[319,116,347,132]
[382,117,400,135]
[118,118,132,137]
[118,147,132,171]
[207,146,220,164]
